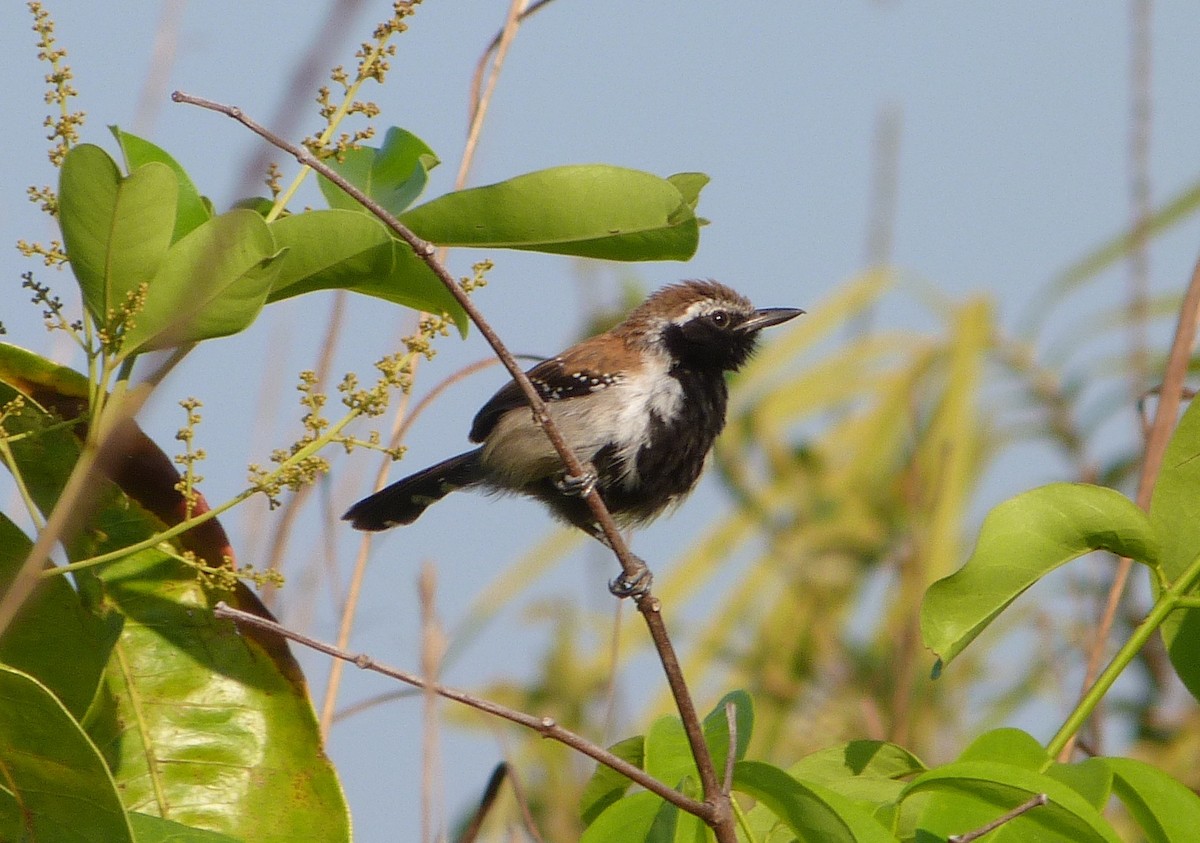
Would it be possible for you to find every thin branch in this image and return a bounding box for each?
[947,793,1048,843]
[212,601,710,819]
[456,0,530,189]
[419,564,445,843]
[1064,250,1200,761]
[171,90,733,839]
[467,0,558,126]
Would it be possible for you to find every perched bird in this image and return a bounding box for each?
[343,280,803,595]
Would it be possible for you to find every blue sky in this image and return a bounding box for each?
[4,2,1200,837]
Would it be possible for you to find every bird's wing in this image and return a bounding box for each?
[468,351,620,443]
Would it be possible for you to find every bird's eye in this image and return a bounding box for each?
[709,310,730,327]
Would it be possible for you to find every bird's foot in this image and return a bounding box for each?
[608,557,653,599]
[554,464,598,498]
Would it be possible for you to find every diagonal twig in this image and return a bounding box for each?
[947,793,1048,843]
[213,601,708,818]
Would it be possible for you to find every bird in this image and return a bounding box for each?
[342,280,803,596]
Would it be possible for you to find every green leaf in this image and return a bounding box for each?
[580,735,644,826]
[1046,758,1112,812]
[120,209,286,356]
[0,348,90,518]
[790,740,926,783]
[0,512,122,720]
[957,727,1049,769]
[1104,756,1200,843]
[667,172,709,211]
[0,665,135,843]
[0,376,351,842]
[267,209,469,335]
[400,164,704,261]
[787,740,926,814]
[921,482,1160,668]
[670,778,707,843]
[642,691,753,796]
[128,812,243,842]
[733,761,898,842]
[318,126,439,215]
[0,340,89,401]
[59,143,178,325]
[110,125,212,241]
[80,530,349,841]
[1149,397,1200,701]
[580,791,663,843]
[232,195,277,217]
[904,761,1122,842]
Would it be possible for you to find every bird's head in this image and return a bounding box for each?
[619,280,803,372]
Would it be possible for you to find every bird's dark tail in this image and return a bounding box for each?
[342,449,485,531]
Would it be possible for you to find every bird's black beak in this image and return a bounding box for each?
[738,306,805,333]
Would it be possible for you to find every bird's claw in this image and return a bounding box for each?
[555,467,597,498]
[608,561,652,599]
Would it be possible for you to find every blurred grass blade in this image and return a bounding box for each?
[1024,177,1200,338]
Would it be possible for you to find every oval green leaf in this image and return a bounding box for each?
[642,690,753,795]
[579,791,663,843]
[734,761,898,842]
[2,361,350,841]
[0,665,135,843]
[399,165,703,261]
[59,144,178,325]
[904,761,1122,843]
[0,513,121,720]
[787,740,926,813]
[110,125,212,241]
[120,209,285,356]
[318,126,439,216]
[957,727,1049,768]
[268,209,468,334]
[1149,396,1200,701]
[921,482,1160,668]
[128,812,243,842]
[1104,756,1200,843]
[580,735,644,826]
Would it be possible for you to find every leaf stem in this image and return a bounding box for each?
[1046,550,1200,758]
